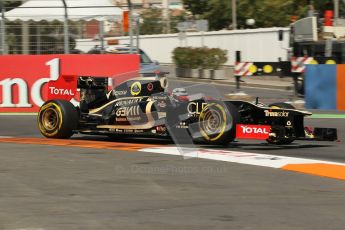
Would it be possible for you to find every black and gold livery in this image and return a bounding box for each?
[38,76,338,145]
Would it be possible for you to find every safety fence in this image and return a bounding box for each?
[1,18,182,55]
[1,21,127,54]
[0,0,184,55]
[0,0,127,54]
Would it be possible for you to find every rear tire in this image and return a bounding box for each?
[198,102,240,145]
[38,100,78,138]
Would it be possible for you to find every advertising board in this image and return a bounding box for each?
[0,55,139,113]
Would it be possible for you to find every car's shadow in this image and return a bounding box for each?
[72,135,174,145]
[208,142,334,151]
[72,135,334,151]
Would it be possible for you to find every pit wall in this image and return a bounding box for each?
[305,64,345,111]
[75,28,290,65]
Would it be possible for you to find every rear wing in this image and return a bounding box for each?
[45,54,140,101]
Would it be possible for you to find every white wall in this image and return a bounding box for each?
[76,27,291,65]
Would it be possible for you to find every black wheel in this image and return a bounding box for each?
[267,102,295,145]
[38,100,79,138]
[198,102,240,145]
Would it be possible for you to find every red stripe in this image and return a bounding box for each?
[235,62,249,75]
[241,62,250,71]
[292,56,308,71]
[292,65,299,71]
[301,56,308,64]
[242,69,250,76]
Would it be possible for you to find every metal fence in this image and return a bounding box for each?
[0,1,184,55]
[0,0,130,55]
[1,20,125,54]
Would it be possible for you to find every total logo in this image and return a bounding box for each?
[236,124,271,140]
[240,125,270,134]
[49,87,75,96]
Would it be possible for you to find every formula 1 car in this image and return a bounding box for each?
[38,75,337,145]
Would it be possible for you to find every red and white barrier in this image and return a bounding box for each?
[291,56,314,73]
[234,62,254,76]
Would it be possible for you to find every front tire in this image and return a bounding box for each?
[198,102,239,145]
[38,100,79,138]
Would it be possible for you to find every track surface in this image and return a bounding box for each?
[0,83,345,229]
[1,115,344,163]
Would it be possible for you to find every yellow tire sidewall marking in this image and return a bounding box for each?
[199,103,227,142]
[38,102,63,137]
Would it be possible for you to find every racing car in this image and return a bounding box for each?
[37,75,337,145]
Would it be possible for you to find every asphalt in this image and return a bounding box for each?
[0,141,345,230]
[0,81,344,230]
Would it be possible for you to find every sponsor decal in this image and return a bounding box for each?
[155,126,167,132]
[130,81,141,96]
[176,122,188,128]
[236,124,271,140]
[127,116,142,121]
[115,117,127,122]
[0,55,139,113]
[187,102,207,117]
[109,128,124,133]
[116,105,140,117]
[49,87,75,96]
[264,110,289,117]
[115,98,142,107]
[147,83,154,91]
[47,74,77,101]
[152,95,167,100]
[114,90,128,96]
[157,100,167,108]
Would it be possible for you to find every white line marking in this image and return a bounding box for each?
[10,228,45,230]
[0,136,13,138]
[0,113,37,116]
[139,147,345,169]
